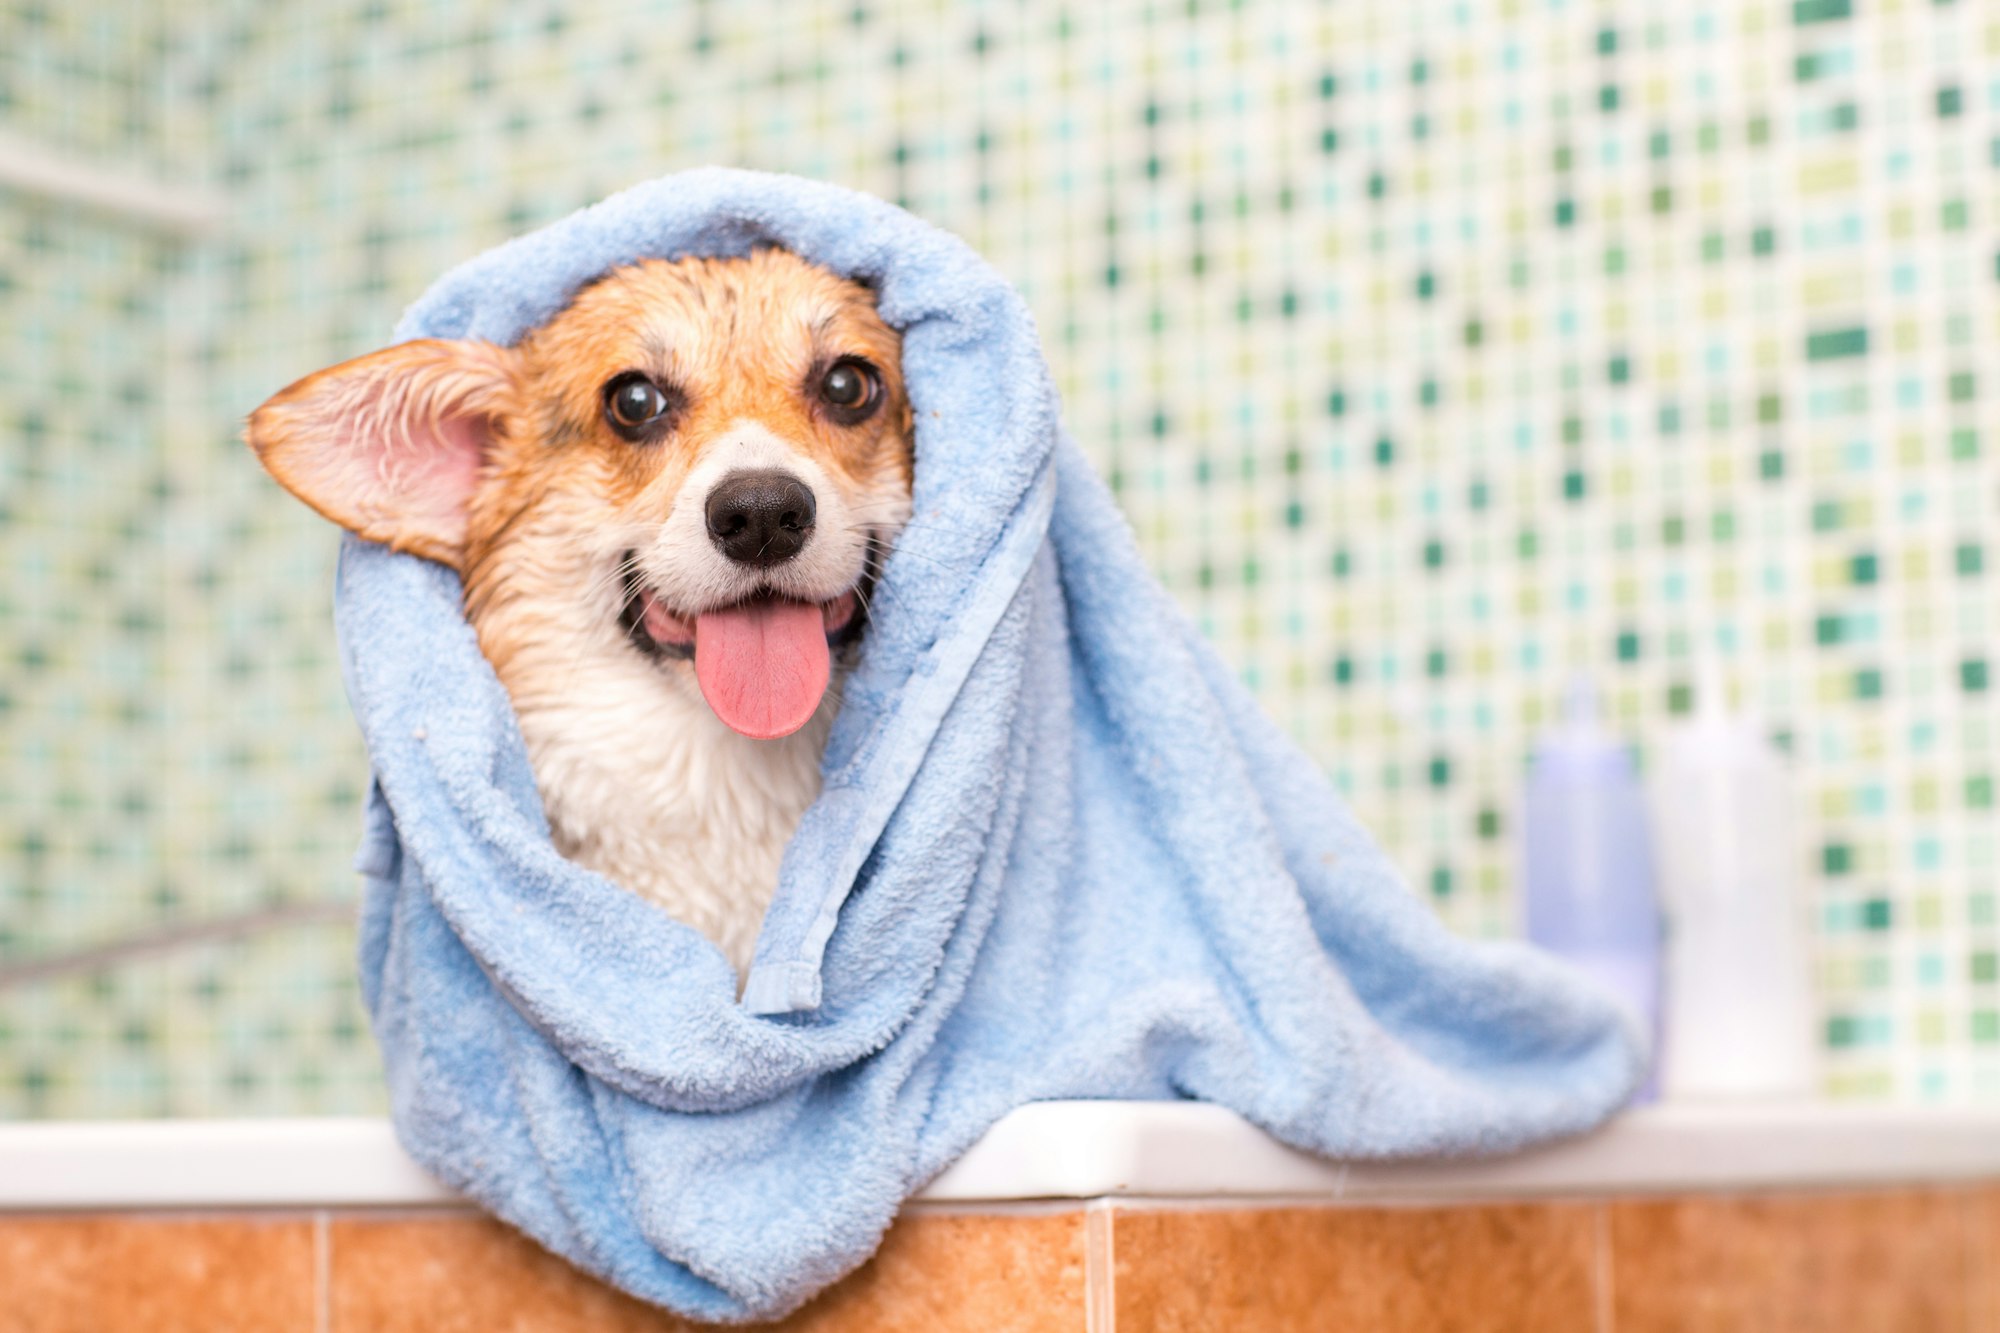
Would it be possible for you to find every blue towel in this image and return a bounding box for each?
[339,167,1643,1323]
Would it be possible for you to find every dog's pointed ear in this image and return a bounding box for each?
[246,338,517,570]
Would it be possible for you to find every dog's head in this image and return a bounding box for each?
[248,249,914,739]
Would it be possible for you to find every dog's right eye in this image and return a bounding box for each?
[603,374,673,439]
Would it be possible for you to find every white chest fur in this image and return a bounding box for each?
[501,636,831,978]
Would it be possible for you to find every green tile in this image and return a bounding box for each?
[1808,326,1870,360]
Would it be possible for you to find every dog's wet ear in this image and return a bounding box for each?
[246,339,516,570]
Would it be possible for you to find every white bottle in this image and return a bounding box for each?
[1651,659,1817,1100]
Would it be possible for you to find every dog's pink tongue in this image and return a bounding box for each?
[694,598,830,740]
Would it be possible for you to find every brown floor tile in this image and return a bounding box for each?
[1961,1189,1997,1333]
[0,1215,316,1333]
[329,1208,1086,1332]
[1610,1190,1972,1333]
[798,1209,1086,1333]
[329,1214,675,1333]
[1109,1202,1599,1333]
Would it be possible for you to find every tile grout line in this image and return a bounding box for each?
[314,1210,331,1333]
[1084,1198,1116,1333]
[1961,1188,1990,1333]
[1593,1202,1615,1333]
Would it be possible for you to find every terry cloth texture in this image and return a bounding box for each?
[339,167,1644,1323]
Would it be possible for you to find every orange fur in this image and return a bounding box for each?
[247,250,916,973]
[458,251,911,676]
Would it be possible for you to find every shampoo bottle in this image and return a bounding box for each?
[1521,677,1662,1098]
[1650,660,1816,1099]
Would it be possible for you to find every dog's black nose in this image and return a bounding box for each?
[705,470,816,567]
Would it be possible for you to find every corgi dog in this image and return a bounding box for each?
[248,249,915,975]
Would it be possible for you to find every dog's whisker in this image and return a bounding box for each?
[529,549,658,701]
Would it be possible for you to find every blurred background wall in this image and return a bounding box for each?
[2,0,1995,1116]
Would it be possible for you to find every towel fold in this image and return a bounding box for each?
[339,167,1643,1323]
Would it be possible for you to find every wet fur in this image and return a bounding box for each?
[249,251,914,973]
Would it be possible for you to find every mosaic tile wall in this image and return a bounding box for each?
[3,0,1997,1115]
[0,1,383,1118]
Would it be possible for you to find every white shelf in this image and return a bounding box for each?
[3,1100,1998,1211]
[0,130,227,237]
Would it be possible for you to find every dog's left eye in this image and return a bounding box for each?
[818,360,882,423]
[603,373,673,438]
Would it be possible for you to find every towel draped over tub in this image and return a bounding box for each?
[337,167,1644,1323]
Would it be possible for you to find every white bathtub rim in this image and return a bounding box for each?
[2,1099,1998,1211]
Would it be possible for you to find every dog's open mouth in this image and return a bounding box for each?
[618,562,865,741]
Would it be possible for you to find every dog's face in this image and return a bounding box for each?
[248,249,914,740]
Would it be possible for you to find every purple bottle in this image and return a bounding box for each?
[1521,677,1661,1101]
